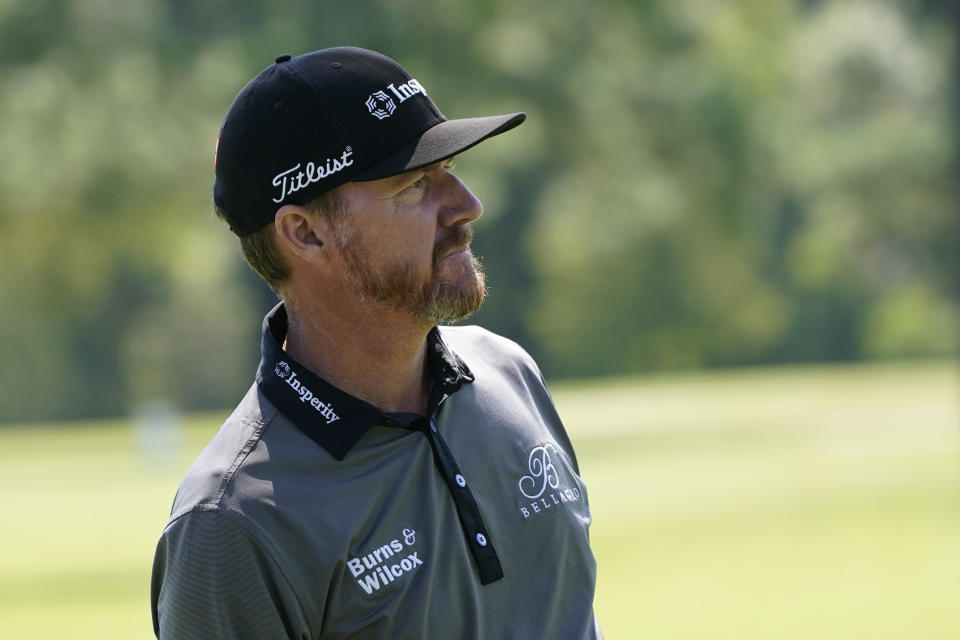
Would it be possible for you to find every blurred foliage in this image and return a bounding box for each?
[0,0,956,422]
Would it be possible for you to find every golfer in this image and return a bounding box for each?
[151,46,601,639]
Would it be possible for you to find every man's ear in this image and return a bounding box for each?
[273,204,328,264]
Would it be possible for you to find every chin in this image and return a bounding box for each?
[426,277,486,323]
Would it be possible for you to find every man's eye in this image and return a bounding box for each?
[408,176,427,190]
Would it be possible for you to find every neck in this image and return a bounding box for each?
[281,293,434,415]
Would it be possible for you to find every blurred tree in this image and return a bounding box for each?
[527,0,957,374]
[0,0,955,422]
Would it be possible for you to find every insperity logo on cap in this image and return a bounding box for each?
[212,47,525,236]
[365,78,428,120]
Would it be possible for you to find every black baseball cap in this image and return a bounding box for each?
[213,47,526,236]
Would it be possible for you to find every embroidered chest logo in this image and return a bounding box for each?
[274,361,340,424]
[364,78,428,120]
[348,528,423,595]
[517,443,582,519]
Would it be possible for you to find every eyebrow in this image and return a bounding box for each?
[385,169,424,189]
[383,157,455,192]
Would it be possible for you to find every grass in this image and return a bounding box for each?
[0,359,957,638]
[558,360,960,638]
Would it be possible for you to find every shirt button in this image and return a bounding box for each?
[475,532,487,547]
[455,474,466,488]
[430,421,438,433]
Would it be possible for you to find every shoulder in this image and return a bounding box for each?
[438,326,583,473]
[438,325,555,405]
[167,384,278,521]
[154,385,327,635]
[438,325,540,373]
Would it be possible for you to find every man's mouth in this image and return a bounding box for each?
[434,225,474,265]
[441,246,470,260]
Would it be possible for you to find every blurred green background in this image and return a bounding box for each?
[1,362,957,638]
[1,0,958,637]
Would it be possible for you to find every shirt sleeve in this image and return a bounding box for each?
[151,508,311,640]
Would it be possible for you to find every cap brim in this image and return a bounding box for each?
[352,112,526,181]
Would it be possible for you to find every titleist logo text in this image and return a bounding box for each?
[271,146,353,203]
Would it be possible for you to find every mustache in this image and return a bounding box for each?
[433,224,474,265]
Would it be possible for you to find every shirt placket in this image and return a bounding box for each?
[422,415,503,585]
[392,387,503,586]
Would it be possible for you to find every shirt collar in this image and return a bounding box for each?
[256,302,474,460]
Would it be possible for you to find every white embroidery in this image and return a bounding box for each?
[519,443,561,499]
[274,361,339,424]
[271,146,353,203]
[348,528,424,595]
[516,442,583,519]
[365,91,396,120]
[364,78,428,120]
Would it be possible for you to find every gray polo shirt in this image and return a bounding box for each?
[151,304,601,639]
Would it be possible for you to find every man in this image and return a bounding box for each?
[151,46,601,639]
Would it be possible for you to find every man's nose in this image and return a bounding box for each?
[437,172,483,227]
